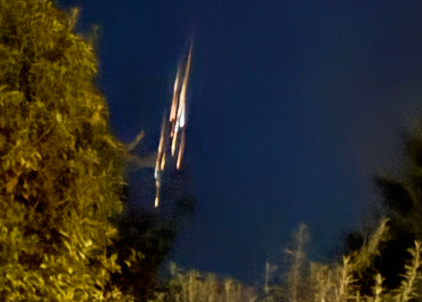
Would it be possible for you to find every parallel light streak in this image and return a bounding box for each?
[154,41,193,208]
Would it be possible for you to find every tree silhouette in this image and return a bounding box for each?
[110,164,196,301]
[345,118,422,292]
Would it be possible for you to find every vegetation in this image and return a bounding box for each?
[367,118,422,290]
[147,219,422,302]
[0,1,194,301]
[0,0,133,300]
[2,1,422,302]
[149,262,257,302]
[147,114,422,301]
[110,198,195,301]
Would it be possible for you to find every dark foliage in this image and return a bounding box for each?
[110,195,196,301]
[344,232,365,254]
[374,176,413,216]
[345,119,422,295]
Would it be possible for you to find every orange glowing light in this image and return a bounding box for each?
[154,40,193,208]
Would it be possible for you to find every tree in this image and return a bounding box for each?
[345,117,422,292]
[110,180,196,301]
[0,0,132,300]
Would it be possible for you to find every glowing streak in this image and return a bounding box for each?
[154,179,160,208]
[171,123,178,156]
[170,69,180,123]
[158,118,166,154]
[179,110,186,128]
[181,43,193,98]
[154,159,159,179]
[160,151,166,170]
[154,39,193,208]
[155,117,167,179]
[178,43,192,128]
[177,94,185,127]
[176,128,186,170]
[177,94,185,129]
[154,116,168,207]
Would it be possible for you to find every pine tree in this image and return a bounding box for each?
[0,0,132,300]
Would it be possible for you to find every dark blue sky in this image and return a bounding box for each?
[61,0,422,284]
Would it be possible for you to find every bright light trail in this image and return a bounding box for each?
[154,41,193,208]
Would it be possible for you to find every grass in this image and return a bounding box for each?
[148,219,422,302]
[149,262,257,302]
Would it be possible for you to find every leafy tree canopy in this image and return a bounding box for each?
[0,0,132,300]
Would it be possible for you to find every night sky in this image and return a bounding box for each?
[61,0,422,284]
